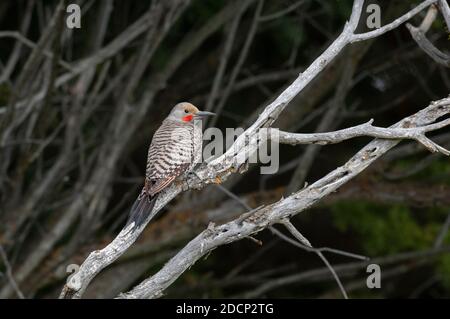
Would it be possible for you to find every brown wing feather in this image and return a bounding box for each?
[147,162,190,196]
[148,176,176,196]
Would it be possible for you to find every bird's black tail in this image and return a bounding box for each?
[125,194,157,230]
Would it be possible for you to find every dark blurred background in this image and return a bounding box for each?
[0,0,449,298]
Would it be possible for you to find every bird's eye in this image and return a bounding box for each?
[184,110,189,113]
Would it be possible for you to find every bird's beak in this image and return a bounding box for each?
[194,111,216,118]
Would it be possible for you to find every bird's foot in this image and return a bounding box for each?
[194,162,209,170]
[203,222,216,238]
[187,170,202,182]
[179,176,194,192]
[180,171,202,191]
[181,180,191,192]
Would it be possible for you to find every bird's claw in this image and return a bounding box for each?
[187,170,202,181]
[181,171,202,191]
[181,180,191,192]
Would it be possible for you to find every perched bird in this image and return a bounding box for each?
[126,102,215,229]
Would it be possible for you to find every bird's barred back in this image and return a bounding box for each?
[145,119,201,180]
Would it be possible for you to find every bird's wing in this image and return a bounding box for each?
[148,176,176,196]
[147,162,190,196]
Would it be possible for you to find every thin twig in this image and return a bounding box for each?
[0,245,24,299]
[351,0,438,42]
[270,224,349,299]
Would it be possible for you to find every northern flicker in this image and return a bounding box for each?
[126,102,215,229]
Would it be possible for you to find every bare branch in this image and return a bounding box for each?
[209,0,263,127]
[271,223,349,299]
[0,31,73,71]
[351,0,438,42]
[406,4,450,68]
[0,245,24,299]
[258,0,305,22]
[438,0,450,30]
[274,116,450,155]
[241,246,450,298]
[204,0,253,112]
[279,220,368,261]
[214,183,368,262]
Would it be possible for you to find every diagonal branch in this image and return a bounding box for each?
[213,183,363,299]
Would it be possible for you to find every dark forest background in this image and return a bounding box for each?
[0,0,449,298]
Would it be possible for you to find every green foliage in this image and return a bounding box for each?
[185,0,226,25]
[420,159,450,185]
[333,201,450,290]
[0,83,10,105]
[438,253,450,289]
[333,0,354,21]
[388,157,450,185]
[332,201,437,255]
[150,45,173,72]
[433,225,450,289]
[266,18,305,60]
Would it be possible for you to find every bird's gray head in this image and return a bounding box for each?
[167,102,215,123]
